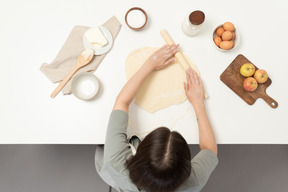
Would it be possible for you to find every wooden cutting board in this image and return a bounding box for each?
[220,54,278,108]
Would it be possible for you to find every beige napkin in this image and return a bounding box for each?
[40,16,121,95]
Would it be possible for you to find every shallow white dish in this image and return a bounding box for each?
[212,24,240,52]
[82,26,113,55]
[71,72,100,100]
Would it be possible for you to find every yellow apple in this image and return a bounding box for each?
[240,63,255,77]
[254,69,268,83]
[243,77,258,92]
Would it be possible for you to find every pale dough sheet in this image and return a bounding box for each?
[125,47,202,113]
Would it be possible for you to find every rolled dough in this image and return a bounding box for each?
[125,47,202,113]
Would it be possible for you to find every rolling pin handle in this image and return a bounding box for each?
[160,29,190,70]
[160,30,175,45]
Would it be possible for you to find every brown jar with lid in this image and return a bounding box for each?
[182,10,205,37]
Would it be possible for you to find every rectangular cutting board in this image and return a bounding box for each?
[220,54,278,108]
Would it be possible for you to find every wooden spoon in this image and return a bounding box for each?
[51,49,94,98]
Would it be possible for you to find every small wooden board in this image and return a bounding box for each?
[220,54,278,108]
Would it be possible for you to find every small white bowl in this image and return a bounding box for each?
[212,24,240,51]
[71,72,100,100]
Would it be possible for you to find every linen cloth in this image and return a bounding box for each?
[40,16,121,94]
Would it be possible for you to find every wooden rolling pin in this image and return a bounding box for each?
[160,29,190,70]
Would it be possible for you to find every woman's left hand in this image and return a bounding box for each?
[145,44,180,71]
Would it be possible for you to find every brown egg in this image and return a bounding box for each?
[222,31,233,41]
[231,32,236,40]
[223,22,235,31]
[213,36,222,47]
[216,27,225,36]
[220,40,234,50]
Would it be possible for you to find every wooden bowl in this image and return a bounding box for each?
[125,7,148,30]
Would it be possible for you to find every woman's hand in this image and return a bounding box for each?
[184,68,217,155]
[113,44,179,113]
[184,68,205,110]
[145,44,180,71]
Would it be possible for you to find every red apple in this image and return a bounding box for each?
[254,69,268,83]
[243,77,258,92]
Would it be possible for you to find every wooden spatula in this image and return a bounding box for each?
[51,49,94,98]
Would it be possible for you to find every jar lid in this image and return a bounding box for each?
[189,10,205,25]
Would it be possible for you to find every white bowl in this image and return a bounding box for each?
[71,72,100,100]
[212,24,240,51]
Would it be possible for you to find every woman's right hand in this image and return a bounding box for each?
[144,44,180,71]
[184,68,205,110]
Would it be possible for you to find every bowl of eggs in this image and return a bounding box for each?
[213,22,240,51]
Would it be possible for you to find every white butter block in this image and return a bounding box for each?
[84,27,108,50]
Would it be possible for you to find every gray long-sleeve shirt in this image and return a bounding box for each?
[95,110,218,192]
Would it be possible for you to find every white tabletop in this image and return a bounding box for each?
[0,0,287,144]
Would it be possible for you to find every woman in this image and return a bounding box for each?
[95,44,218,192]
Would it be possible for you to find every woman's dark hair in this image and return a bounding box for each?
[126,127,191,192]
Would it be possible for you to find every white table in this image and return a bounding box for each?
[1,0,287,144]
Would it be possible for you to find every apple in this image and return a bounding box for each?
[240,63,255,77]
[254,69,268,83]
[243,77,258,92]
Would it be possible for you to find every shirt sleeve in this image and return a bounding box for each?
[103,110,132,170]
[102,110,139,191]
[191,149,219,186]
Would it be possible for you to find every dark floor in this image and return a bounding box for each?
[0,145,287,192]
[200,145,288,192]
